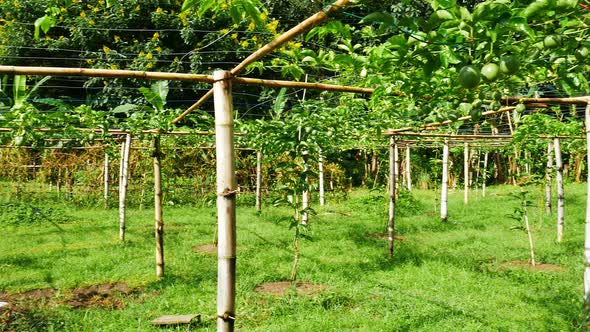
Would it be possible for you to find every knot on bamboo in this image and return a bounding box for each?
[217,312,236,321]
[220,188,238,197]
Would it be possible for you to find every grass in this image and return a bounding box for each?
[0,183,587,331]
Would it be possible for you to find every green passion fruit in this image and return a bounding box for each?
[458,66,480,89]
[575,46,589,61]
[480,63,500,82]
[499,55,520,75]
[515,104,526,113]
[543,35,562,49]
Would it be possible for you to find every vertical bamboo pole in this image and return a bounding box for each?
[583,102,590,318]
[119,134,131,241]
[464,142,469,204]
[405,146,412,191]
[103,153,109,209]
[394,143,399,195]
[441,140,449,222]
[118,140,125,201]
[319,148,325,206]
[153,135,164,278]
[554,138,565,242]
[483,152,488,197]
[545,141,554,215]
[388,136,396,258]
[255,150,262,212]
[213,70,236,332]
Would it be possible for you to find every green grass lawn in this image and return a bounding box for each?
[0,183,587,331]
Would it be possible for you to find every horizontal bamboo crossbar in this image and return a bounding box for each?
[503,96,590,104]
[0,65,372,94]
[391,133,513,139]
[0,127,215,136]
[387,106,516,134]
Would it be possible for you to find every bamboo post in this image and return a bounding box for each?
[119,134,131,241]
[103,153,109,209]
[405,146,412,191]
[153,135,164,278]
[255,150,262,212]
[394,143,400,195]
[213,70,237,332]
[388,136,396,258]
[583,102,590,319]
[464,142,469,204]
[554,138,565,242]
[483,152,488,197]
[545,141,554,215]
[319,148,325,206]
[441,140,449,222]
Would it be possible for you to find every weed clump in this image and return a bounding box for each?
[0,202,70,226]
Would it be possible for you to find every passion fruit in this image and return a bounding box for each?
[515,104,526,113]
[458,65,480,89]
[499,55,520,75]
[575,46,589,61]
[480,63,500,82]
[543,35,562,49]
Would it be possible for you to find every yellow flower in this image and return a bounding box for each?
[139,51,145,57]
[252,35,258,42]
[266,20,279,33]
[247,21,256,31]
[240,40,249,48]
[232,23,239,29]
[88,19,95,26]
[155,7,164,14]
[145,52,153,59]
[60,7,66,13]
[110,64,118,70]
[231,33,238,40]
[98,0,104,5]
[103,81,108,86]
[114,35,121,43]
[152,32,159,41]
[155,46,162,53]
[86,59,95,65]
[80,11,86,18]
[220,2,228,9]
[288,41,302,49]
[135,5,140,11]
[93,7,99,13]
[146,63,154,69]
[102,45,111,54]
[220,28,229,34]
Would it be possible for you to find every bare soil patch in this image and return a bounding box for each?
[366,233,406,241]
[0,282,142,311]
[254,281,324,296]
[192,244,217,254]
[66,282,134,309]
[500,260,564,273]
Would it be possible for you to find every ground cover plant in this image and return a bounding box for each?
[1,184,586,331]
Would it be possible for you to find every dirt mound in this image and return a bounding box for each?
[0,288,55,303]
[255,281,324,296]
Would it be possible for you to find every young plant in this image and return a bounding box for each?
[509,188,536,266]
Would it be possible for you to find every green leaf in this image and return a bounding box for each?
[34,15,55,40]
[12,75,27,109]
[105,0,116,7]
[361,12,395,26]
[181,0,198,12]
[112,104,141,114]
[508,17,535,40]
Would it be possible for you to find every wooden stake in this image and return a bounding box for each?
[464,142,469,204]
[441,140,449,222]
[255,150,262,212]
[394,143,400,195]
[545,141,554,215]
[319,148,325,206]
[388,136,396,258]
[405,146,412,191]
[213,70,237,332]
[554,138,565,242]
[583,102,590,319]
[119,134,131,241]
[153,135,164,278]
[103,153,109,209]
